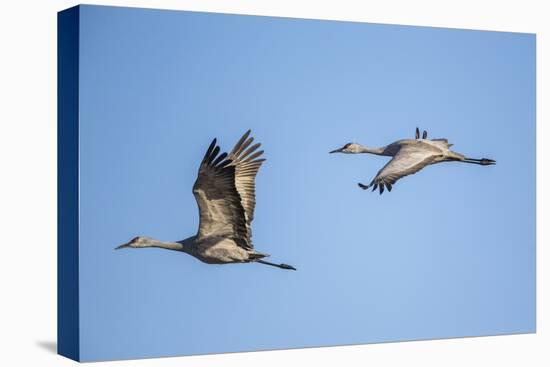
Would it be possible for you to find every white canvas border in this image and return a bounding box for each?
[0,1,545,366]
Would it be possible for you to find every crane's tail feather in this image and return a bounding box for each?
[248,252,268,260]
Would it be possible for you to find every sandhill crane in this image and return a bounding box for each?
[330,127,495,194]
[116,130,296,270]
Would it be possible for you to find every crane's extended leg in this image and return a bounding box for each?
[256,260,296,271]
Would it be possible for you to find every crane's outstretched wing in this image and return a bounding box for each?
[228,130,265,242]
[366,143,440,194]
[192,131,264,250]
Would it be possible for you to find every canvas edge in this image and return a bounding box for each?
[57,5,81,362]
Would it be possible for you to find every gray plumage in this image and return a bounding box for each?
[330,127,496,194]
[116,130,296,271]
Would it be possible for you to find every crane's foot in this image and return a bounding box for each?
[358,183,369,190]
[280,263,297,271]
[256,259,296,271]
[480,158,496,165]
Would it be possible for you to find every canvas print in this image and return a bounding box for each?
[58,5,535,362]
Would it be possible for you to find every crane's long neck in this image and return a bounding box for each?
[356,145,386,155]
[144,238,187,252]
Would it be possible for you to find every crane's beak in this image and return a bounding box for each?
[329,147,343,154]
[115,242,131,250]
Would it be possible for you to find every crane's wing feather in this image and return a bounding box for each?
[228,130,265,244]
[192,131,264,250]
[193,138,249,248]
[368,143,440,193]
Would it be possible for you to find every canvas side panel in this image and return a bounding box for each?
[57,5,80,362]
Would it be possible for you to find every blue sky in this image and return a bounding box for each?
[77,5,535,361]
